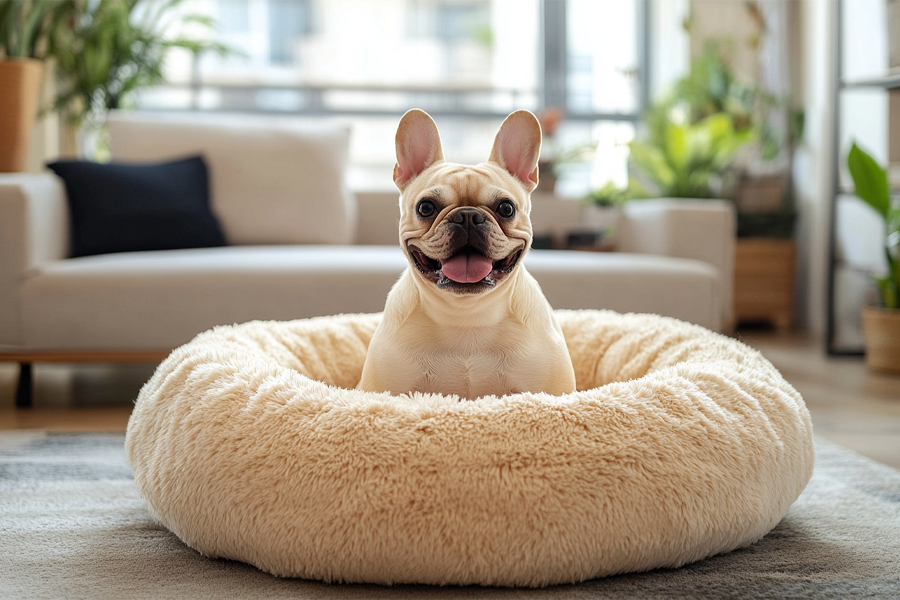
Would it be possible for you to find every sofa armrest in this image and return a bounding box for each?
[0,174,68,346]
[619,199,736,329]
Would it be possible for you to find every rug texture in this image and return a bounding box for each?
[125,310,813,586]
[0,432,898,600]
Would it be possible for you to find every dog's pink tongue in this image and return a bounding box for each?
[441,252,493,283]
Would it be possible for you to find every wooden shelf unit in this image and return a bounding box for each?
[734,238,797,331]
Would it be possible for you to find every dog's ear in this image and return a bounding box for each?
[488,110,542,192]
[394,109,444,190]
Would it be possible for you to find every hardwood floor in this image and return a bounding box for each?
[2,331,899,468]
[0,362,155,431]
[0,406,136,432]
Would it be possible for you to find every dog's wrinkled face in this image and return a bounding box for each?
[393,110,541,295]
[401,163,531,295]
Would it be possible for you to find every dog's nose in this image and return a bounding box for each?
[449,208,486,227]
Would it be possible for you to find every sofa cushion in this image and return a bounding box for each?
[106,112,355,246]
[46,156,226,258]
[19,247,722,350]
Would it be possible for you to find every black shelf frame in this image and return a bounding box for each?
[826,0,894,356]
[826,0,865,356]
[826,0,842,355]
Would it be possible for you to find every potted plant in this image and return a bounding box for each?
[48,0,234,159]
[627,111,755,199]
[848,142,900,373]
[578,180,652,250]
[628,41,807,330]
[0,0,65,171]
[534,107,600,194]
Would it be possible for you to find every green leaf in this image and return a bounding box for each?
[685,168,713,199]
[876,276,899,309]
[847,142,890,219]
[700,112,732,140]
[26,1,52,56]
[683,122,709,167]
[888,205,900,243]
[665,122,689,169]
[711,126,754,169]
[628,141,675,191]
[181,14,215,27]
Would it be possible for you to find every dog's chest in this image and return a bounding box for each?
[415,348,509,397]
[399,327,535,398]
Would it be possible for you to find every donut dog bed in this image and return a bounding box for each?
[126,310,814,587]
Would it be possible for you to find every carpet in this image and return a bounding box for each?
[1,432,898,600]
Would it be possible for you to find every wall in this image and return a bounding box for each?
[689,0,764,82]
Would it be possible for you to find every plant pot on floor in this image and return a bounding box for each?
[0,58,43,172]
[862,307,900,374]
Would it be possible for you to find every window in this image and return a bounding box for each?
[142,0,647,192]
[566,0,641,115]
[267,0,312,64]
[218,0,250,34]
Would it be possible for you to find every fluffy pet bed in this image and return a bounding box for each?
[126,310,814,587]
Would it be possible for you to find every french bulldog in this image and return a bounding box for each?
[358,109,576,399]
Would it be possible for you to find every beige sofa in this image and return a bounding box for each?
[0,112,735,406]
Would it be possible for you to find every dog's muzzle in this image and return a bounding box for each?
[407,207,525,292]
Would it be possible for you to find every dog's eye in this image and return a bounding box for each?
[496,200,516,219]
[416,200,436,219]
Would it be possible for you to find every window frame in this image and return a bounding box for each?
[540,0,649,124]
[154,0,649,123]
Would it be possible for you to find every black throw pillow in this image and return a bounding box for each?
[47,156,227,258]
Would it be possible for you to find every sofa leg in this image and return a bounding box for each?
[15,362,33,409]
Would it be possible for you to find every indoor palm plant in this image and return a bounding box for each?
[848,142,900,373]
[0,0,67,171]
[48,0,233,158]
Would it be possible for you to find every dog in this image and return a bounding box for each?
[357,109,576,399]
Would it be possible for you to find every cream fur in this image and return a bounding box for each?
[359,109,576,398]
[126,310,814,587]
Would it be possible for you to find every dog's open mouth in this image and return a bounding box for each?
[409,245,521,288]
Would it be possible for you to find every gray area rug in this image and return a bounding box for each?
[1,432,898,600]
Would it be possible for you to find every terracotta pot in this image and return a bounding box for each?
[862,306,900,374]
[0,58,43,172]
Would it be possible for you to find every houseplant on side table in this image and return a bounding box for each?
[626,45,801,331]
[848,142,900,374]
